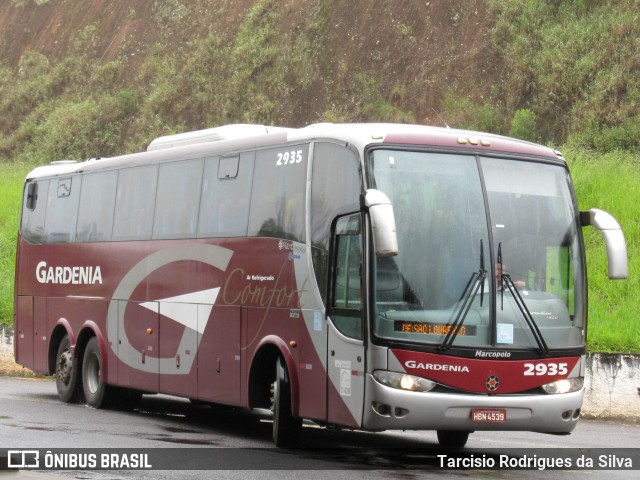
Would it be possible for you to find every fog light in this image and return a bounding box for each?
[372,401,391,416]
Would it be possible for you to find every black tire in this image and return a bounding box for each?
[82,336,112,409]
[55,335,80,403]
[271,357,302,448]
[437,430,470,448]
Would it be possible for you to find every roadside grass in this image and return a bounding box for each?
[0,162,31,326]
[566,148,640,353]
[0,355,37,378]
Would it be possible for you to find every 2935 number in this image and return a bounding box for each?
[276,150,303,166]
[523,362,568,376]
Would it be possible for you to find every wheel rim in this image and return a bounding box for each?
[270,377,279,418]
[86,353,101,395]
[57,350,73,387]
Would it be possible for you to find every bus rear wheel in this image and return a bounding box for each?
[55,335,80,403]
[437,430,470,448]
[82,337,112,409]
[271,357,302,448]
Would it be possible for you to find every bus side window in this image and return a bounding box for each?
[218,155,239,179]
[43,176,81,243]
[21,179,50,244]
[112,165,158,241]
[198,153,253,238]
[76,171,117,242]
[248,145,307,242]
[26,182,38,210]
[329,214,363,340]
[310,142,361,305]
[153,158,203,239]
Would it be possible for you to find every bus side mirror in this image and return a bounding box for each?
[580,209,628,279]
[364,189,398,257]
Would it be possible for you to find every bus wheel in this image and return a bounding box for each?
[271,357,302,448]
[82,337,111,409]
[55,335,80,403]
[437,430,470,448]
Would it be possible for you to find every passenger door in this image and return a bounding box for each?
[326,214,366,428]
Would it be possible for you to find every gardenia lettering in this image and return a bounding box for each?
[405,360,469,372]
[36,261,103,285]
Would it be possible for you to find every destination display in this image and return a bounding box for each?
[394,321,477,336]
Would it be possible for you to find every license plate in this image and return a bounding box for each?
[471,408,507,422]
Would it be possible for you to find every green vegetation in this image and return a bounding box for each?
[0,0,637,352]
[0,163,30,325]
[567,148,640,353]
[489,0,640,149]
[509,109,537,143]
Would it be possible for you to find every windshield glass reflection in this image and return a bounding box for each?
[369,150,585,350]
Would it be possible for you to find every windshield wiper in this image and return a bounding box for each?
[499,243,549,354]
[441,240,486,350]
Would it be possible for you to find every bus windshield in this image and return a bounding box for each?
[369,150,585,351]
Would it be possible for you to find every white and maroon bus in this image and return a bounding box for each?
[14,123,627,447]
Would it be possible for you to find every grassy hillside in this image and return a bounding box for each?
[0,0,637,351]
[566,148,639,352]
[0,163,30,325]
[1,0,637,162]
[0,0,500,162]
[490,0,640,150]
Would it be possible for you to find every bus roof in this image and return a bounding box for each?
[25,123,563,180]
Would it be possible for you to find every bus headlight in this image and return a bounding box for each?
[373,370,436,392]
[541,378,583,394]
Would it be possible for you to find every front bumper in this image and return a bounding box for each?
[362,374,582,433]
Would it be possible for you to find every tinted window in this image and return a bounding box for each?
[311,143,361,302]
[43,176,81,243]
[198,152,254,237]
[153,158,203,239]
[21,179,50,244]
[330,214,363,340]
[248,145,308,242]
[218,155,239,179]
[112,165,158,241]
[76,171,117,242]
[25,182,38,210]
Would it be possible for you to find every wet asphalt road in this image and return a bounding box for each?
[1,376,639,479]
